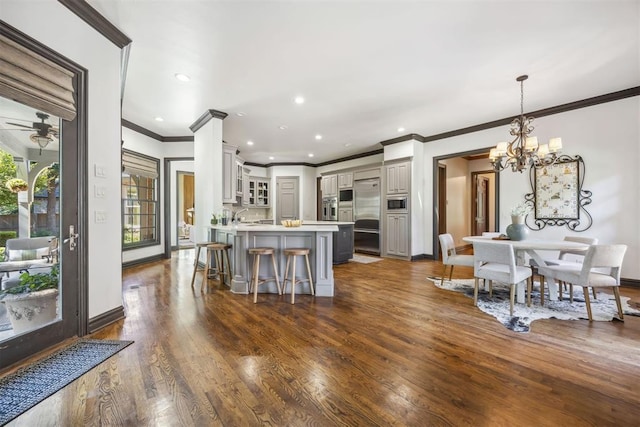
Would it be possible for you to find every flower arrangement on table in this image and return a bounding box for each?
[510,202,532,224]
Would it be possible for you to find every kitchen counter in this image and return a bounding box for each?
[210,223,343,297]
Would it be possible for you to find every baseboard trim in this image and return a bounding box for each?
[88,306,125,333]
[411,254,432,261]
[621,278,640,288]
[122,254,164,269]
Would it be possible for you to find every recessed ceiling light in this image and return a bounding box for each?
[344,143,352,147]
[247,140,254,146]
[279,125,288,130]
[294,96,305,105]
[236,112,246,117]
[174,73,190,82]
[315,134,322,140]
[269,156,274,160]
[154,117,164,122]
[308,153,314,158]
[397,127,405,132]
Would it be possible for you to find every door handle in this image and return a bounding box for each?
[63,225,80,251]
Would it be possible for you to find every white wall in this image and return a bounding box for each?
[423,97,640,280]
[4,2,125,318]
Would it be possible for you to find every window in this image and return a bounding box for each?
[122,150,159,249]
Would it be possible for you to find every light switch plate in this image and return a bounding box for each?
[95,211,107,223]
[94,164,106,178]
[94,185,106,198]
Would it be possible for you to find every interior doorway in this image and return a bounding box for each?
[433,150,499,260]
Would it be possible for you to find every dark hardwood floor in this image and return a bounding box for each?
[4,250,640,426]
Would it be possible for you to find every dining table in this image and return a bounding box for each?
[462,236,590,303]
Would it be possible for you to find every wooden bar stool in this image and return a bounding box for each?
[191,242,232,290]
[190,242,213,288]
[282,248,314,304]
[248,247,282,303]
[208,243,232,288]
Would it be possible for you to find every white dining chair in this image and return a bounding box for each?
[438,233,474,286]
[472,241,533,316]
[537,244,627,321]
[529,236,598,300]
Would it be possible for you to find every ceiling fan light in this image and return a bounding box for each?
[30,133,52,149]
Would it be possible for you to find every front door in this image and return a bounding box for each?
[0,25,84,369]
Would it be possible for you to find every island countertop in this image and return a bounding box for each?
[210,221,352,232]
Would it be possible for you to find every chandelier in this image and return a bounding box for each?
[489,75,562,173]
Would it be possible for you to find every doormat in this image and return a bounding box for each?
[427,277,640,332]
[350,254,382,264]
[0,339,133,425]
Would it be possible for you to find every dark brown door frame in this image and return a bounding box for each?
[432,149,500,261]
[163,157,194,259]
[0,21,88,369]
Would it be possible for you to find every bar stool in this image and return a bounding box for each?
[191,242,232,290]
[248,247,282,303]
[282,248,314,304]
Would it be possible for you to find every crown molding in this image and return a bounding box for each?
[58,0,132,48]
[189,109,229,133]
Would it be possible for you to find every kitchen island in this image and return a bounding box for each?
[210,221,352,297]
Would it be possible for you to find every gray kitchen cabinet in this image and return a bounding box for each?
[385,161,410,194]
[385,213,409,257]
[222,145,237,203]
[322,174,338,197]
[338,172,353,189]
[247,177,270,207]
[338,207,353,222]
[333,223,354,264]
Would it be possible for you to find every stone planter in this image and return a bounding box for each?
[1,289,59,334]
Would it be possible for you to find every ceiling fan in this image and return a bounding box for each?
[2,112,59,151]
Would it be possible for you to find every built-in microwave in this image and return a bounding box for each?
[387,196,408,211]
[339,189,353,202]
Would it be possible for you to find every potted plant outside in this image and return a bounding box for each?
[5,178,28,193]
[0,264,59,334]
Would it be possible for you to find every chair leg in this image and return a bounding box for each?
[190,246,201,288]
[290,255,297,305]
[592,287,597,300]
[583,286,593,321]
[440,264,448,286]
[488,280,493,298]
[202,249,212,290]
[283,255,291,295]
[305,254,314,296]
[224,249,232,287]
[527,277,532,307]
[271,254,282,295]
[612,287,624,320]
[509,285,515,316]
[540,275,545,306]
[253,254,261,303]
[569,283,574,303]
[473,277,479,306]
[448,265,454,281]
[558,281,563,301]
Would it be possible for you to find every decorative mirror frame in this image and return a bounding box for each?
[524,154,593,231]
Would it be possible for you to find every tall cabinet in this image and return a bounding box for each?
[384,160,411,259]
[222,144,238,204]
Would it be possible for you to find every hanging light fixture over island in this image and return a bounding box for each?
[490,75,563,173]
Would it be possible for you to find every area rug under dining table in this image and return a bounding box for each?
[0,339,133,425]
[427,277,640,332]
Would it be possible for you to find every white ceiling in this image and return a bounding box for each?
[88,0,639,164]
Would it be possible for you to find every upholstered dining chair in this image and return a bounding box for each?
[537,244,627,321]
[529,236,598,300]
[438,233,474,286]
[472,241,533,316]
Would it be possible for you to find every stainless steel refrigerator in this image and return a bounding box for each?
[353,178,380,255]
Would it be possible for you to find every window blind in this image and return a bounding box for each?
[122,151,159,178]
[0,34,76,121]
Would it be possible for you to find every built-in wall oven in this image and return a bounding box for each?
[339,189,353,203]
[322,197,338,221]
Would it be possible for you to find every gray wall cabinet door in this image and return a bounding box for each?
[277,177,299,223]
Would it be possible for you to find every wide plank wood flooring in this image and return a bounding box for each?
[4,250,640,426]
